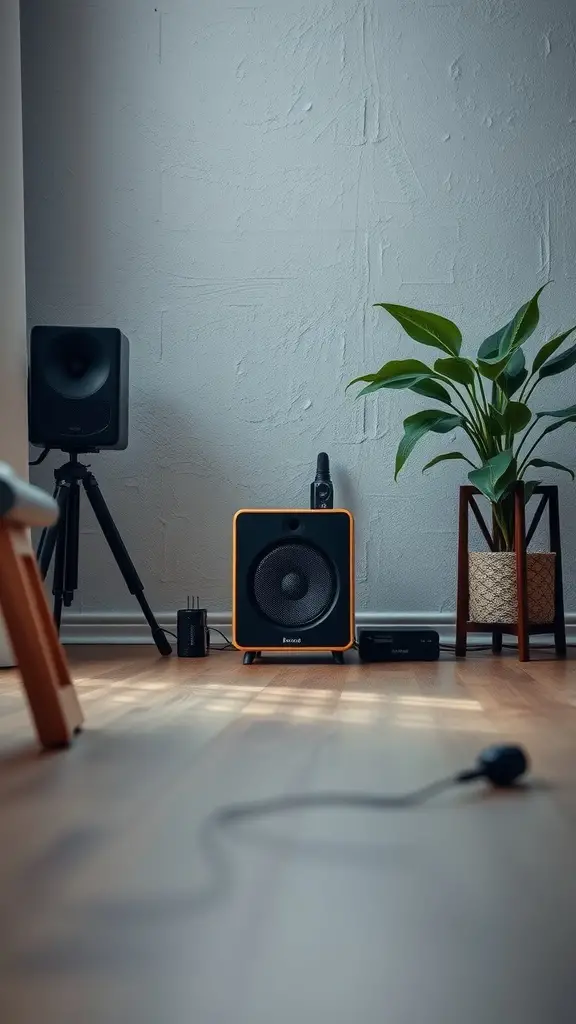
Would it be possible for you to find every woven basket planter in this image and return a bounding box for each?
[468,551,556,624]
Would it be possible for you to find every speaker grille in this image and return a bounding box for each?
[252,541,337,628]
[45,396,112,438]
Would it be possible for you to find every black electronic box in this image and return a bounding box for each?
[358,628,440,662]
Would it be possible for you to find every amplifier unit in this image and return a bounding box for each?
[358,628,440,662]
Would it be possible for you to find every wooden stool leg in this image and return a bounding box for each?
[0,526,83,749]
[548,487,567,657]
[455,488,469,657]
[514,487,530,662]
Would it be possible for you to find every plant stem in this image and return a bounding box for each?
[461,423,485,460]
[517,428,550,477]
[515,417,540,462]
[467,386,487,429]
[521,377,540,406]
[434,378,488,458]
[492,503,511,550]
[475,371,490,417]
[438,378,477,423]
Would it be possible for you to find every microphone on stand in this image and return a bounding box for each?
[310,452,334,509]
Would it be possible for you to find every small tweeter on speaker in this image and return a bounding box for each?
[286,517,301,532]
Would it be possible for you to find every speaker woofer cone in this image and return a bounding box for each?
[44,332,111,399]
[251,541,337,628]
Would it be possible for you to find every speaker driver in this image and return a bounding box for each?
[45,332,111,399]
[252,541,337,628]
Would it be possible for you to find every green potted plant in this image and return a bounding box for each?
[348,286,576,624]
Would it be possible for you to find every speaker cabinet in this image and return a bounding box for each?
[233,509,354,662]
[28,326,129,451]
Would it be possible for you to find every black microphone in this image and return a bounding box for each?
[310,452,334,509]
[456,744,528,787]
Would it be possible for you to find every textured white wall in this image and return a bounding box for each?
[0,0,28,664]
[21,0,576,624]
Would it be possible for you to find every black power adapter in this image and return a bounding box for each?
[177,596,209,658]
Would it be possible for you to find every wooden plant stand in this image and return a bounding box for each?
[0,467,83,749]
[455,483,566,662]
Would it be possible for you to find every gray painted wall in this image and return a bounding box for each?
[0,0,28,664]
[21,0,576,625]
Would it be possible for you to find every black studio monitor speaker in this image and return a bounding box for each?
[28,326,129,451]
[233,509,354,664]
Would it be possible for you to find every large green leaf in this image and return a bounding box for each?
[374,358,433,378]
[394,409,463,480]
[499,401,532,434]
[536,404,576,420]
[347,359,433,391]
[526,458,574,480]
[468,450,517,503]
[477,324,507,361]
[434,356,475,386]
[346,373,377,390]
[478,285,548,365]
[540,418,576,443]
[531,407,576,445]
[487,403,507,435]
[532,328,575,373]
[356,378,424,397]
[478,352,513,381]
[421,451,476,473]
[409,378,453,405]
[499,349,528,398]
[501,284,548,353]
[538,340,576,379]
[376,303,462,357]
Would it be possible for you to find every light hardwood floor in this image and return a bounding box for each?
[2,646,576,1024]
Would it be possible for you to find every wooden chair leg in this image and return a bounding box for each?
[514,487,530,662]
[455,487,469,657]
[0,526,83,749]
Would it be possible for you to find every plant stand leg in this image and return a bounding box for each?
[455,487,469,657]
[548,487,567,657]
[514,486,530,662]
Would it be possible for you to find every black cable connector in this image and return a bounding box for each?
[29,447,50,467]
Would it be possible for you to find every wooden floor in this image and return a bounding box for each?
[2,646,576,1024]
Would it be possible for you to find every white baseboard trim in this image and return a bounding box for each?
[59,610,576,647]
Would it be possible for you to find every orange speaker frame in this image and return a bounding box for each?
[232,508,355,653]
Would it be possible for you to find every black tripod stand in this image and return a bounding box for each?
[36,454,171,656]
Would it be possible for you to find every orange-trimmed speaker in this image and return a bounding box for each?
[233,509,354,665]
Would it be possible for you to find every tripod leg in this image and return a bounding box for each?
[62,478,80,608]
[37,481,66,580]
[81,473,171,656]
[51,483,70,632]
